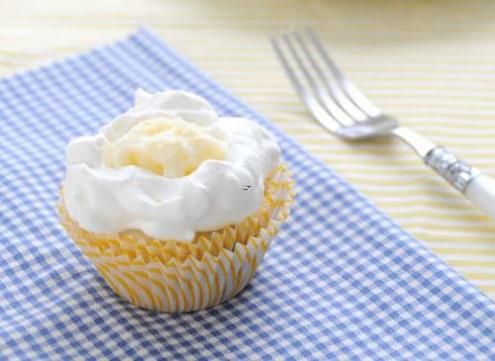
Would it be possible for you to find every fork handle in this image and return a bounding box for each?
[392,127,495,219]
[424,146,495,219]
[465,174,495,218]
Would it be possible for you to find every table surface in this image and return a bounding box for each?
[2,0,495,299]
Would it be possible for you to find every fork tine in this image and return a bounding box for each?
[283,32,353,126]
[293,29,367,123]
[271,35,343,132]
[305,27,382,118]
[270,36,306,100]
[305,28,344,81]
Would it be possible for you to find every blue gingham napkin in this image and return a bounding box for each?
[1,28,494,360]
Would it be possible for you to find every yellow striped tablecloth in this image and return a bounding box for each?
[2,0,494,298]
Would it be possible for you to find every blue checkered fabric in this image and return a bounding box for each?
[1,28,495,360]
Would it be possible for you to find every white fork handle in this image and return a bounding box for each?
[465,174,495,218]
[423,146,495,220]
[392,127,495,220]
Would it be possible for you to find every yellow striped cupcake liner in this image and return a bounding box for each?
[59,164,294,312]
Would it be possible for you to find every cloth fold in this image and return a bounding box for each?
[1,28,494,360]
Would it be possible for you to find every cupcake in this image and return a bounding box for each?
[59,89,293,312]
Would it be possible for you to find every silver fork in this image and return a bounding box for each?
[271,28,495,220]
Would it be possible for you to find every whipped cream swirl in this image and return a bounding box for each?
[63,90,280,241]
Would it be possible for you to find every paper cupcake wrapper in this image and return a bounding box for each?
[59,164,294,312]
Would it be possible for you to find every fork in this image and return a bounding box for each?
[271,28,495,220]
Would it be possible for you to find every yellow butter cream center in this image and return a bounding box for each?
[103,117,227,177]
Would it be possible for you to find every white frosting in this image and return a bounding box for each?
[63,90,280,241]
